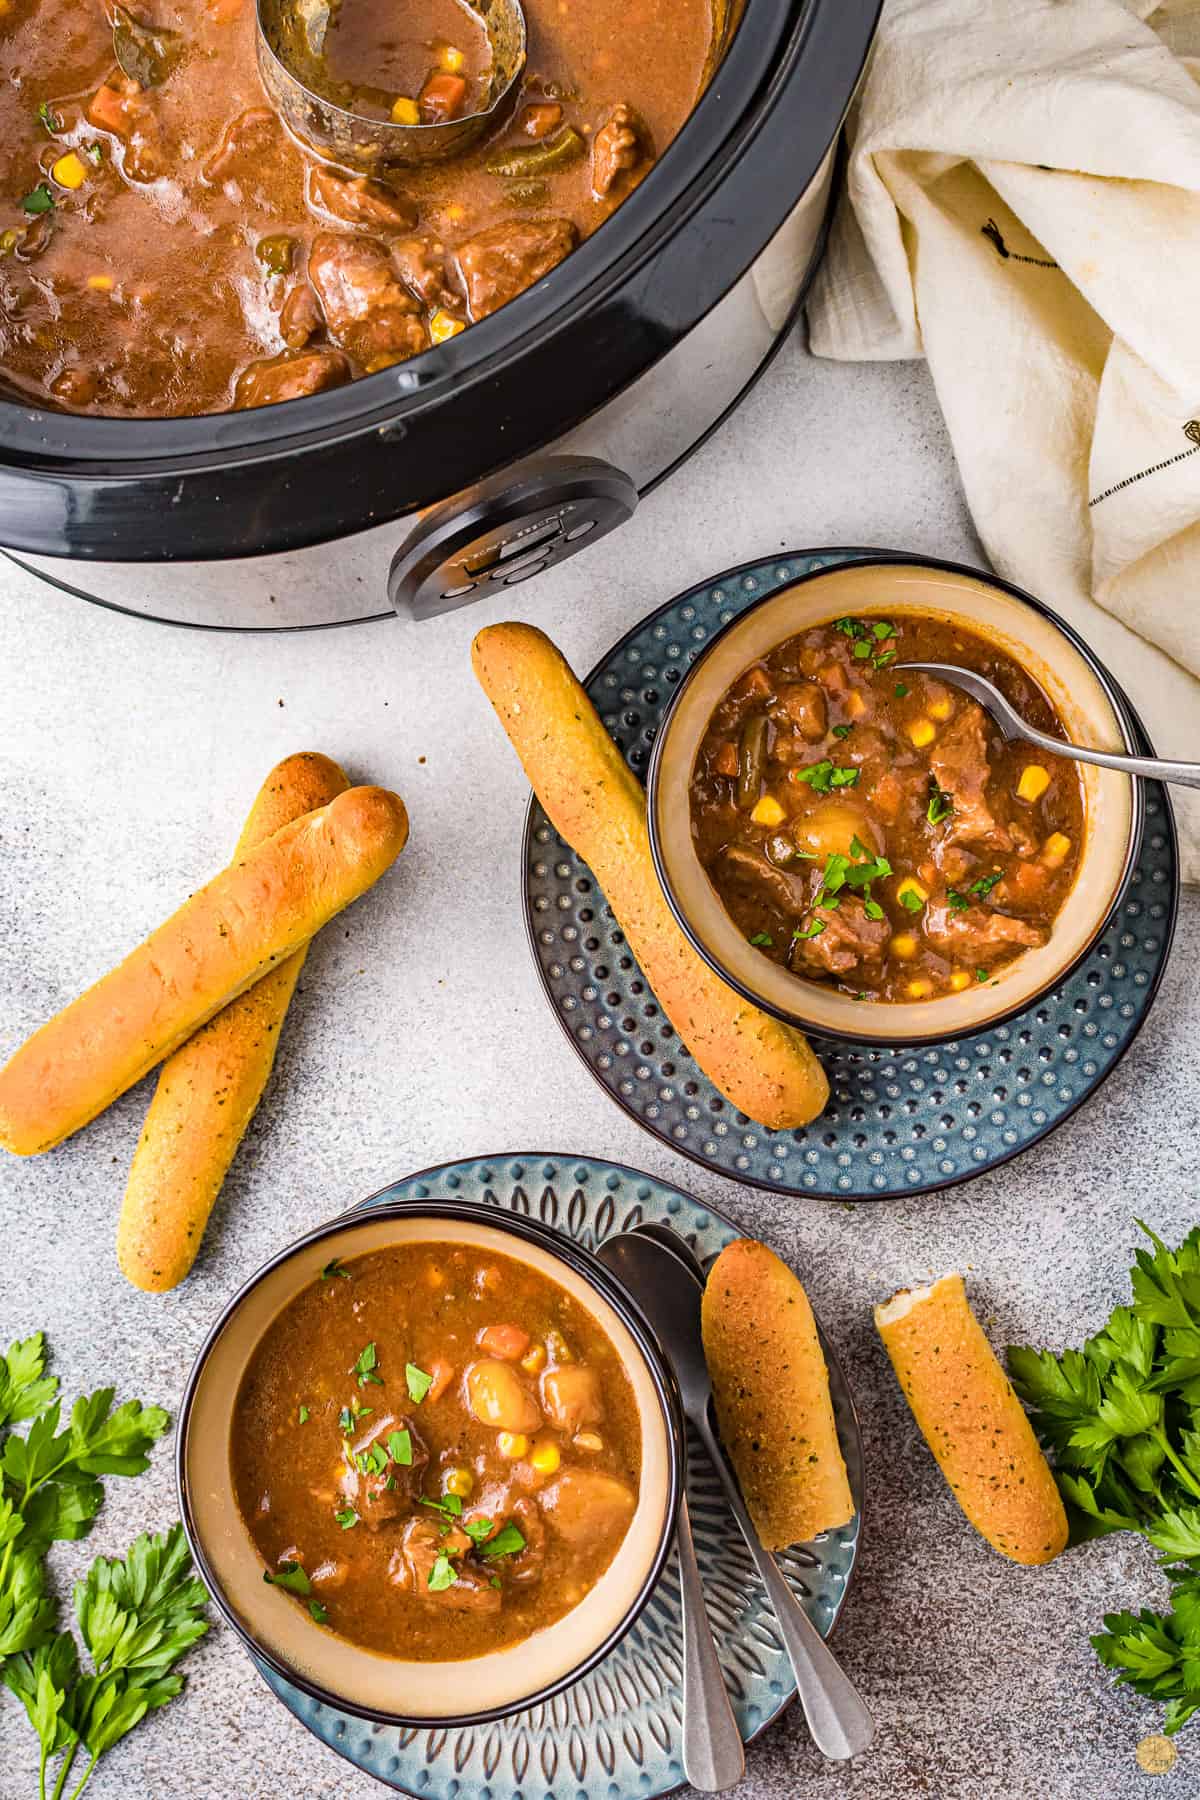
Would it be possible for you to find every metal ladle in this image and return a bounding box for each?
[256,0,527,169]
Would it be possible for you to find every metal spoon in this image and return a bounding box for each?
[597,1231,874,1763]
[897,662,1200,790]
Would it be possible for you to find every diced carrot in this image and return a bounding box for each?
[521,101,563,139]
[425,1358,455,1404]
[479,1323,531,1360]
[88,84,134,137]
[419,72,468,123]
[712,742,739,777]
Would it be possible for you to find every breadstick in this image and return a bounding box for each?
[0,784,408,1157]
[117,752,349,1292]
[875,1274,1067,1566]
[471,623,828,1129]
[702,1239,854,1546]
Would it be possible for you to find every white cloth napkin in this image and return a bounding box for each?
[808,0,1200,880]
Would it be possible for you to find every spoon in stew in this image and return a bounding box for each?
[597,1230,874,1763]
[896,663,1200,790]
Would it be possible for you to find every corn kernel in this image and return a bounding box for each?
[1042,831,1072,868]
[895,876,928,908]
[441,43,465,70]
[928,695,954,721]
[497,1432,528,1459]
[444,1466,473,1497]
[906,978,933,999]
[430,308,465,345]
[891,933,918,961]
[52,152,88,190]
[750,794,786,828]
[529,1441,560,1475]
[573,1431,604,1452]
[908,719,936,749]
[949,969,972,992]
[390,96,421,124]
[444,202,466,223]
[86,274,114,291]
[843,689,868,719]
[520,1342,547,1375]
[545,1329,572,1363]
[1016,764,1051,802]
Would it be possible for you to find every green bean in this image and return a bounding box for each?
[736,715,768,811]
[486,126,585,179]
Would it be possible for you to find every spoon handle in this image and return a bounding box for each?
[1017,722,1200,789]
[695,1415,874,1761]
[676,1491,746,1791]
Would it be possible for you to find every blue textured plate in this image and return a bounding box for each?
[523,550,1179,1200]
[253,1153,863,1797]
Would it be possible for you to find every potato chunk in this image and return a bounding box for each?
[539,1469,635,1548]
[466,1359,543,1434]
[540,1364,604,1434]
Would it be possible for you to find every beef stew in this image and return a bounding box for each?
[0,0,717,416]
[231,1239,642,1660]
[689,613,1085,1004]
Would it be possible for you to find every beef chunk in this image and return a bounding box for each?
[308,168,418,233]
[506,1495,546,1585]
[88,79,165,182]
[279,282,323,350]
[773,683,827,744]
[591,103,654,199]
[391,236,459,311]
[345,1416,428,1528]
[392,1518,502,1612]
[717,844,811,919]
[923,899,1045,963]
[457,218,577,320]
[308,232,428,367]
[790,902,890,978]
[928,705,1012,850]
[203,106,281,183]
[232,347,351,408]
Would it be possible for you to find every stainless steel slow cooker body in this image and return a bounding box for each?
[0,0,879,630]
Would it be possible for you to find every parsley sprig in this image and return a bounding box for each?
[790,839,893,946]
[1009,1223,1200,1735]
[0,1333,207,1799]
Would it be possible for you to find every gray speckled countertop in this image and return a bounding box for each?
[1,340,1197,1800]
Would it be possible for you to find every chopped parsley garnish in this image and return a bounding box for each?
[479,1523,526,1559]
[428,1552,458,1591]
[84,141,104,164]
[37,100,63,133]
[852,639,872,661]
[489,1575,502,1590]
[321,1257,350,1280]
[298,1404,309,1424]
[421,1492,463,1519]
[309,1599,329,1624]
[748,931,773,947]
[352,1341,383,1387]
[792,919,825,942]
[21,183,55,215]
[834,616,866,639]
[263,1560,311,1595]
[406,1362,434,1404]
[947,888,970,912]
[793,759,859,793]
[970,870,1004,899]
[975,968,989,982]
[463,1516,495,1545]
[899,887,924,913]
[388,1428,413,1466]
[894,682,910,698]
[831,723,853,739]
[872,620,894,639]
[926,782,954,825]
[357,1441,389,1476]
[863,899,885,921]
[334,1508,358,1529]
[338,1399,372,1435]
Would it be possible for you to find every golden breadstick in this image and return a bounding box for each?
[0,784,408,1157]
[702,1238,854,1546]
[875,1274,1067,1566]
[117,753,350,1292]
[471,623,828,1129]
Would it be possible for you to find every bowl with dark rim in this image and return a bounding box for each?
[646,554,1144,1048]
[176,1197,684,1728]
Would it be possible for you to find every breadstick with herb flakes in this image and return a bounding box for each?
[471,622,829,1130]
[875,1273,1067,1566]
[0,783,408,1157]
[702,1238,854,1546]
[117,752,349,1293]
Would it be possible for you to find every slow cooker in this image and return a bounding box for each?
[0,0,879,631]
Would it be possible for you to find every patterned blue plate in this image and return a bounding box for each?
[253,1153,863,1797]
[523,550,1179,1200]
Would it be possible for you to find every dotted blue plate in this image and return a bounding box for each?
[523,550,1179,1200]
[253,1154,863,1797]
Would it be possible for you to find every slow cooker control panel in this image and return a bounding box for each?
[388,456,638,621]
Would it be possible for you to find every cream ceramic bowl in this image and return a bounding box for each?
[647,557,1143,1046]
[177,1199,682,1727]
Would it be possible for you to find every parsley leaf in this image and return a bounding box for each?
[428,1553,458,1592]
[36,101,63,134]
[831,724,853,740]
[479,1523,526,1559]
[320,1258,350,1281]
[894,682,910,698]
[900,888,924,914]
[352,1343,383,1388]
[926,783,954,826]
[309,1599,329,1625]
[21,183,54,216]
[747,931,773,948]
[297,1405,309,1425]
[792,760,859,794]
[263,1560,311,1596]
[387,1429,412,1467]
[334,1509,358,1530]
[405,1364,434,1405]
[462,1517,494,1545]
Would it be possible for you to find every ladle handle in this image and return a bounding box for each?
[676,1492,746,1792]
[695,1412,874,1762]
